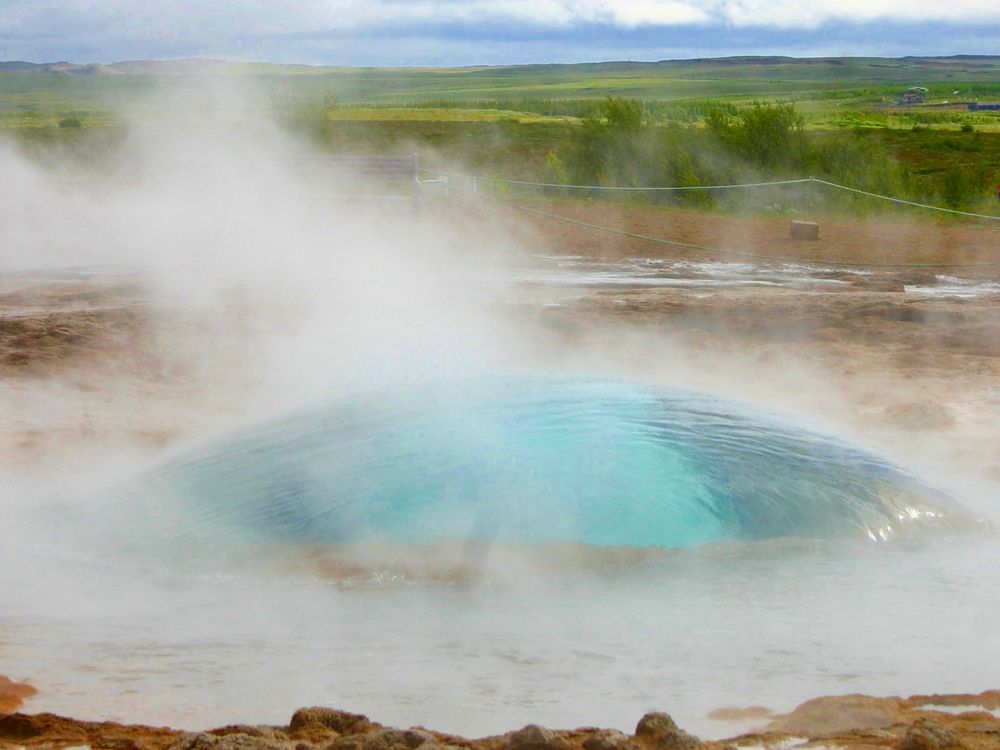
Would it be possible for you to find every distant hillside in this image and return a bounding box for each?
[3,55,1000,81]
[0,61,52,72]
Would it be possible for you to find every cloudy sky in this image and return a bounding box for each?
[1,1,998,66]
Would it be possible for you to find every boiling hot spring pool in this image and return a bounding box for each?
[2,376,995,738]
[103,376,971,552]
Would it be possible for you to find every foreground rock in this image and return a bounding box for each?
[288,708,372,736]
[3,691,1000,750]
[0,677,36,714]
[633,713,700,750]
[899,719,970,750]
[766,693,906,734]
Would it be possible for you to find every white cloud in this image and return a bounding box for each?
[3,0,1000,40]
[717,0,1000,28]
[593,1,710,27]
[169,1,708,31]
[1,0,998,64]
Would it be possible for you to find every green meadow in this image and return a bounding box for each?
[4,56,1000,214]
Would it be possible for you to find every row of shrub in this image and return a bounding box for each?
[536,98,996,212]
[364,98,744,124]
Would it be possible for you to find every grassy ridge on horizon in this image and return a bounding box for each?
[5,55,1000,112]
[6,54,1000,135]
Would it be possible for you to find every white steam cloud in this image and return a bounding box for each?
[0,82,522,415]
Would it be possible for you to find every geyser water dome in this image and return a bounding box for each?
[110,376,974,555]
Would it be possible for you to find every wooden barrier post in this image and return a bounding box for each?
[790,220,819,241]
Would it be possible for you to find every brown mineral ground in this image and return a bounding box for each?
[435,197,1000,267]
[0,677,36,714]
[3,216,998,480]
[704,707,774,723]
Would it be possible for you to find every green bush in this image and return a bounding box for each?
[564,96,654,185]
[708,102,806,172]
[936,165,990,209]
[543,150,569,184]
[273,91,337,143]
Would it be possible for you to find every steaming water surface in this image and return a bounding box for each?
[2,529,999,739]
[2,377,995,740]
[99,376,970,555]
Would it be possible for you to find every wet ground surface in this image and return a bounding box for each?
[1,234,998,747]
[514,254,1000,295]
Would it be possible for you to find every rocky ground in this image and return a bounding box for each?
[3,686,1000,750]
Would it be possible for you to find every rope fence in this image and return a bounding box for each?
[808,178,1000,222]
[419,170,816,193]
[418,169,1000,223]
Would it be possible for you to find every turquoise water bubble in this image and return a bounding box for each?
[113,376,970,552]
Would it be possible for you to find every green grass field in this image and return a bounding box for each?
[4,55,1000,215]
